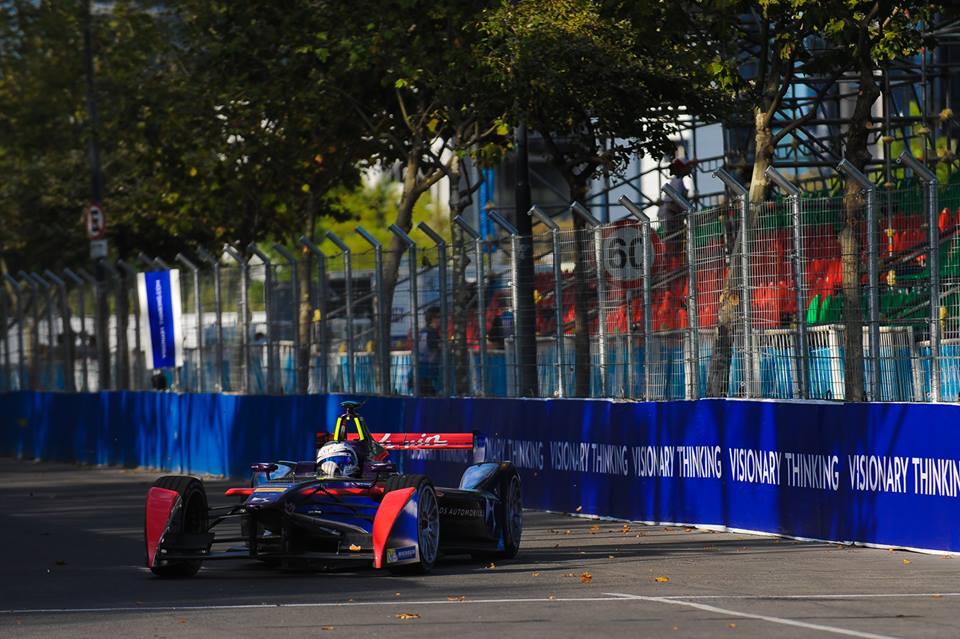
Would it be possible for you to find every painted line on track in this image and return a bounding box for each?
[0,596,625,616]
[1,590,950,621]
[606,592,902,639]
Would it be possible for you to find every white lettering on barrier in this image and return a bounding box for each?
[847,455,909,494]
[911,457,960,497]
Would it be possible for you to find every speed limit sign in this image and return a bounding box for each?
[602,222,651,282]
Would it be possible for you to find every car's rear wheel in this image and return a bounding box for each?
[500,470,523,558]
[383,474,439,574]
[147,475,208,578]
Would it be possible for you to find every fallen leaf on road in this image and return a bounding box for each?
[932,594,943,599]
[548,593,556,600]
[486,562,497,569]
[553,544,560,548]
[903,559,911,565]
[564,530,572,535]
[394,592,401,597]
[621,524,631,534]
[683,527,695,532]
[321,626,335,631]
[532,572,541,577]
[655,576,670,583]
[447,595,465,602]
[580,572,593,583]
[562,572,576,577]
[395,613,420,620]
[728,623,737,629]
[590,525,601,534]
[608,555,615,559]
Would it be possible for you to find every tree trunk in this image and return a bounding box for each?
[568,180,592,397]
[382,153,422,357]
[296,194,317,395]
[447,157,471,395]
[707,108,773,396]
[840,57,881,402]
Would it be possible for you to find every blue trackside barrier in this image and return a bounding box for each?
[3,392,960,552]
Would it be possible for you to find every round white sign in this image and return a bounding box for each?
[602,224,648,281]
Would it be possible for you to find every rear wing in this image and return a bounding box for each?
[343,432,475,450]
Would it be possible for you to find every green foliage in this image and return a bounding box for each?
[478,0,731,187]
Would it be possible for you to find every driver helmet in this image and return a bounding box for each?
[316,441,360,478]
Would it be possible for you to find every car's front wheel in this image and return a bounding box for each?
[383,474,440,574]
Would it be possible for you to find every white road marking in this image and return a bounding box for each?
[606,592,902,639]
[0,596,623,616]
[658,592,960,601]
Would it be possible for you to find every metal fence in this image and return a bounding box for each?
[3,157,960,402]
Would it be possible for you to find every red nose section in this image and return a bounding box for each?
[145,487,180,568]
[372,487,415,568]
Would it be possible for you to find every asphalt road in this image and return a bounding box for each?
[0,458,957,639]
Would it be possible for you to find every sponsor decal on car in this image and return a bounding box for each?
[439,506,484,518]
[253,487,287,493]
[386,545,418,563]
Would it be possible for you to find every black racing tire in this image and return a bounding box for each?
[471,463,523,561]
[146,475,208,578]
[382,475,439,575]
[498,466,523,559]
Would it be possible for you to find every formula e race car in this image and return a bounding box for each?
[144,401,522,577]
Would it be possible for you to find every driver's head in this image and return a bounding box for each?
[316,441,360,478]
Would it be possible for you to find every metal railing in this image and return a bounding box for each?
[3,163,960,402]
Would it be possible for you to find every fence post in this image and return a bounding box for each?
[77,268,100,390]
[248,244,276,394]
[63,269,88,391]
[222,244,248,394]
[100,261,127,391]
[418,221,450,397]
[356,227,388,395]
[454,216,486,396]
[28,273,54,390]
[18,273,40,390]
[42,271,71,392]
[765,167,809,400]
[389,225,419,396]
[660,185,701,400]
[529,206,566,398]
[569,203,607,397]
[898,152,940,402]
[298,237,329,394]
[3,276,25,390]
[488,211,522,396]
[137,252,155,271]
[117,260,143,390]
[325,231,354,394]
[195,248,224,392]
[715,168,752,398]
[837,159,881,401]
[0,286,7,391]
[175,253,203,392]
[619,195,654,401]
[272,244,301,395]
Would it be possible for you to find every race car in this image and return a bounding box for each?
[144,400,522,577]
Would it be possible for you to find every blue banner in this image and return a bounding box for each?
[137,270,183,369]
[2,392,960,553]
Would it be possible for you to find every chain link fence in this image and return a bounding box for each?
[3,172,960,403]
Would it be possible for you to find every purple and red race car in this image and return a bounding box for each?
[144,401,522,576]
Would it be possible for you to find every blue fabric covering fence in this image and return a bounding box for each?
[2,391,960,553]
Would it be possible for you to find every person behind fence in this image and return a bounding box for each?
[411,306,442,395]
[658,158,695,254]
